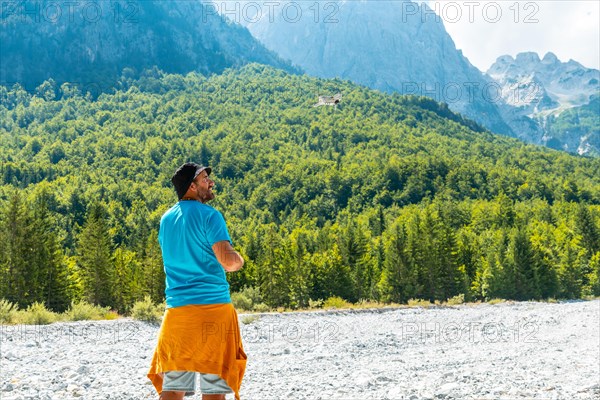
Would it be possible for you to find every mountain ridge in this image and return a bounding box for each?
[0,0,296,94]
[487,51,600,155]
[235,0,598,156]
[238,0,514,136]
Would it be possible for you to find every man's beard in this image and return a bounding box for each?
[198,187,215,203]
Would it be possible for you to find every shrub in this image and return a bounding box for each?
[103,310,120,320]
[0,299,18,324]
[308,298,323,309]
[231,292,253,311]
[241,315,260,325]
[446,294,465,306]
[407,298,432,308]
[231,287,263,311]
[131,296,163,323]
[64,301,111,321]
[253,303,270,313]
[354,299,386,309]
[19,302,57,325]
[323,296,351,309]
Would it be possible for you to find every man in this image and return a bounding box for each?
[148,162,246,400]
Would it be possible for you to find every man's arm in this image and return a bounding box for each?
[212,240,244,272]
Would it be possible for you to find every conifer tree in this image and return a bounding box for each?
[256,225,289,307]
[586,252,600,296]
[317,245,353,301]
[574,204,599,257]
[338,218,371,301]
[142,231,166,304]
[76,203,114,307]
[0,192,38,307]
[378,222,419,302]
[505,228,538,300]
[112,246,143,313]
[494,193,515,228]
[31,191,71,311]
[557,244,585,299]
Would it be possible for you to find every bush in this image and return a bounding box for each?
[488,298,507,305]
[253,303,270,313]
[446,294,465,306]
[354,299,387,309]
[131,296,163,323]
[63,301,111,321]
[241,315,260,325]
[407,298,432,308]
[103,310,120,320]
[19,302,58,325]
[308,299,323,309]
[323,296,351,309]
[231,292,253,311]
[231,287,263,311]
[0,299,18,324]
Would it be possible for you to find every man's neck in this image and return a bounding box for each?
[180,197,207,204]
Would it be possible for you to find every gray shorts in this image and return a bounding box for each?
[163,371,233,396]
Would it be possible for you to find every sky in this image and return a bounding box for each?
[424,0,600,71]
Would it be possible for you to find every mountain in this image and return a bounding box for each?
[487,52,600,155]
[0,0,294,94]
[237,0,514,136]
[235,1,599,156]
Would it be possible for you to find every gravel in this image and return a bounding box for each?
[1,300,599,400]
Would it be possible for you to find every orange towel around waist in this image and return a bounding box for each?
[147,303,247,400]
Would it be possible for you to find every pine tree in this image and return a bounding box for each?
[404,212,426,299]
[435,213,463,301]
[125,200,151,253]
[31,191,71,311]
[338,218,372,301]
[472,231,508,300]
[142,231,166,304]
[76,203,114,307]
[574,204,599,257]
[505,228,538,300]
[494,193,515,228]
[378,222,419,303]
[112,246,143,313]
[0,192,36,307]
[531,246,559,299]
[0,193,18,303]
[256,225,290,307]
[418,207,440,301]
[586,252,600,296]
[557,244,585,299]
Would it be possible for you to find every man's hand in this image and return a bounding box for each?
[212,241,244,272]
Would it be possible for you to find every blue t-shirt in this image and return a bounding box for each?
[159,201,232,308]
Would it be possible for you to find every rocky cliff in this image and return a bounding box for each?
[488,52,599,155]
[0,0,293,94]
[239,0,513,136]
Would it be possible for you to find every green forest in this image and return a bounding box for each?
[1,64,599,314]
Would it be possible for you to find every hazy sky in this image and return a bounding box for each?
[425,0,599,71]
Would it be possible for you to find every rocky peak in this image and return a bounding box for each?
[488,52,599,108]
[515,52,541,65]
[487,52,599,156]
[542,52,559,65]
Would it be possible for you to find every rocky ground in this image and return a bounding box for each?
[1,300,599,400]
